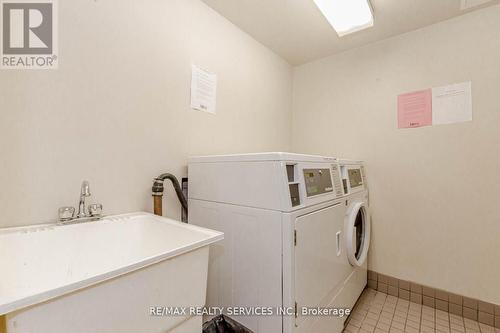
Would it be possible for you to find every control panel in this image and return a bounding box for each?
[348,168,363,188]
[340,163,366,195]
[286,162,345,209]
[303,169,333,197]
[286,164,301,207]
[331,164,343,197]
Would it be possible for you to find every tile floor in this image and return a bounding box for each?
[345,289,499,333]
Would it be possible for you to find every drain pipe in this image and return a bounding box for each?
[152,173,188,221]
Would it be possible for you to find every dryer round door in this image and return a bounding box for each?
[345,201,370,267]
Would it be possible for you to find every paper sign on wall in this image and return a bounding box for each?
[432,81,472,125]
[398,89,433,128]
[191,65,217,114]
[398,81,472,129]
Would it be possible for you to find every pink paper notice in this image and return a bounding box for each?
[398,89,432,128]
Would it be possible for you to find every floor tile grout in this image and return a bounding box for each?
[344,289,499,333]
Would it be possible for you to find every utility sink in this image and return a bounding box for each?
[0,212,223,333]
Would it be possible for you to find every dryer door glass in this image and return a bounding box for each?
[346,202,370,267]
[354,207,365,260]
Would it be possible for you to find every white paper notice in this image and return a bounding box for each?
[191,65,217,114]
[432,81,472,125]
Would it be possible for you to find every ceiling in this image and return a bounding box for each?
[202,0,500,65]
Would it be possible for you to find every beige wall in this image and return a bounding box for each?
[292,5,500,304]
[2,0,499,305]
[0,0,292,227]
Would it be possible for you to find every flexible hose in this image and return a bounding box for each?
[152,173,188,220]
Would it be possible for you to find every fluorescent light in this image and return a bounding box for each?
[313,0,374,37]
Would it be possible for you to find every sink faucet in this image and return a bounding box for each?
[77,180,91,218]
[58,180,103,224]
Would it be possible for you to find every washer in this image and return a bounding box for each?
[188,153,368,333]
[339,160,371,308]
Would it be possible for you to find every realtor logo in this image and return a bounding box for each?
[1,0,57,69]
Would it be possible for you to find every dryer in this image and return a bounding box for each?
[188,153,368,333]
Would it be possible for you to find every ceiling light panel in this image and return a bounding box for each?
[314,0,374,37]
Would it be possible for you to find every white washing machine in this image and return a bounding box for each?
[339,160,371,313]
[188,153,370,333]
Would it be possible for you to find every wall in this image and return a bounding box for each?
[292,5,500,304]
[0,0,292,227]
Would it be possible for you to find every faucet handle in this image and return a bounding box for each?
[58,207,75,221]
[88,203,103,217]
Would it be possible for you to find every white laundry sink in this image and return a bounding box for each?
[0,212,223,333]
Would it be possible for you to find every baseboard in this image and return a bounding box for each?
[368,270,500,328]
